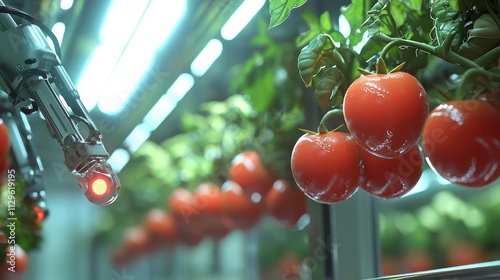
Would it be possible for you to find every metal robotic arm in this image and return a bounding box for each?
[0,1,120,206]
[0,97,48,220]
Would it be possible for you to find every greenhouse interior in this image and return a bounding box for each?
[0,0,499,279]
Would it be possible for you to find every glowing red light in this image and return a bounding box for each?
[34,206,44,223]
[89,176,110,198]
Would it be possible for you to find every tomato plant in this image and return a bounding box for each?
[222,180,263,231]
[344,70,429,159]
[265,179,307,228]
[360,144,423,199]
[0,119,9,157]
[422,99,500,187]
[291,131,362,204]
[229,151,277,200]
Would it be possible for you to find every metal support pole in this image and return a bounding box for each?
[330,191,381,280]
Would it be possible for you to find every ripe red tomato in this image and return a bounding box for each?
[360,144,423,198]
[123,227,150,255]
[168,188,200,224]
[446,240,484,267]
[193,183,231,240]
[422,100,500,187]
[403,249,434,272]
[0,120,9,157]
[2,244,29,275]
[229,151,277,200]
[0,157,8,177]
[144,209,178,246]
[344,72,428,158]
[222,180,263,231]
[265,179,307,228]
[290,132,362,204]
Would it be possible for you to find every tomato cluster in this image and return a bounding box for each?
[291,70,500,204]
[111,151,308,266]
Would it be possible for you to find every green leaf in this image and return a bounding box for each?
[390,0,407,29]
[245,68,276,112]
[319,11,333,33]
[297,34,335,86]
[269,0,308,29]
[410,0,423,11]
[314,66,344,111]
[342,0,374,33]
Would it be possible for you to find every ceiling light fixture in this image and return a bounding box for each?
[220,0,266,41]
[190,39,223,77]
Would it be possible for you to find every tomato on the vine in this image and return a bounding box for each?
[344,72,428,158]
[168,188,200,224]
[265,179,307,228]
[123,227,151,254]
[0,120,9,157]
[193,183,231,240]
[229,151,277,200]
[144,208,178,246]
[222,180,262,231]
[422,100,500,187]
[291,132,362,204]
[360,144,423,199]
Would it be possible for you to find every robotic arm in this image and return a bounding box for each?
[0,1,120,206]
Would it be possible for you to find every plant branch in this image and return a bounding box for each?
[375,33,481,69]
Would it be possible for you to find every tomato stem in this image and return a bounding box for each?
[376,33,481,70]
[318,108,345,134]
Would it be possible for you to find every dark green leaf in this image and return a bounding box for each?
[314,66,344,111]
[297,34,335,86]
[402,49,429,72]
[269,0,308,28]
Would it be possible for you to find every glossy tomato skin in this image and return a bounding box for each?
[0,120,9,157]
[222,180,262,231]
[265,179,307,228]
[229,151,277,199]
[422,100,500,187]
[360,144,423,198]
[291,132,362,204]
[344,72,428,158]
